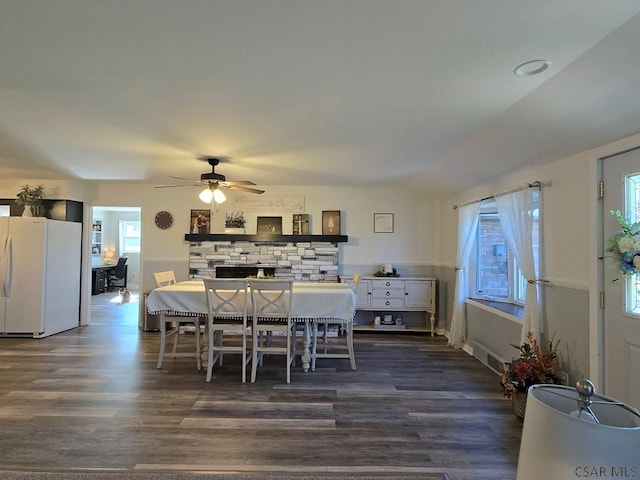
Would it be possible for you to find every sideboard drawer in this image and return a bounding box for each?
[372,279,404,289]
[371,298,405,309]
[371,289,404,300]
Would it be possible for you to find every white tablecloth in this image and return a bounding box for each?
[146,280,356,324]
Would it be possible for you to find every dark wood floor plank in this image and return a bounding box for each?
[0,291,522,479]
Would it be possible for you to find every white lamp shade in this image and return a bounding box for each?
[103,249,116,264]
[199,188,214,203]
[212,187,226,204]
[516,384,640,479]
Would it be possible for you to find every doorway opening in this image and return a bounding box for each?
[89,206,142,328]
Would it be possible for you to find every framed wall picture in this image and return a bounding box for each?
[293,213,310,235]
[257,216,282,234]
[322,210,340,235]
[374,213,394,233]
[190,209,211,234]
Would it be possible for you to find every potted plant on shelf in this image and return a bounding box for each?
[224,211,246,234]
[500,331,561,420]
[15,184,45,217]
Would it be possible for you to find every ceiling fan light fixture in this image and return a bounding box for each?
[156,158,261,200]
[513,59,551,76]
[212,187,226,204]
[199,187,214,203]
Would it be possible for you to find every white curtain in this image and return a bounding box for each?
[495,188,540,344]
[448,203,481,349]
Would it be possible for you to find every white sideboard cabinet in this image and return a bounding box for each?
[342,276,437,335]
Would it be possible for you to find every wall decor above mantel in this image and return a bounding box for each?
[233,195,304,213]
[184,233,348,243]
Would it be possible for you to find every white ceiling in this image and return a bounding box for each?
[2,0,640,199]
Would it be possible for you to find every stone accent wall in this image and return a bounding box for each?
[187,240,340,282]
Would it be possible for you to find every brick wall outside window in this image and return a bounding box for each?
[478,217,509,297]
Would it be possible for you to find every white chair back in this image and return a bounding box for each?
[249,279,293,322]
[153,270,176,287]
[203,278,248,320]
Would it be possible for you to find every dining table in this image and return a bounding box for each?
[146,280,357,372]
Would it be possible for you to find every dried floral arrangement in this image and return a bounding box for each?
[500,331,561,398]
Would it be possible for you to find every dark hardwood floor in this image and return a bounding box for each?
[0,291,522,479]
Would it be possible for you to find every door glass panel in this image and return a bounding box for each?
[626,173,640,315]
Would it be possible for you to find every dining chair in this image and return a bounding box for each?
[153,270,176,288]
[154,270,204,370]
[203,278,250,383]
[311,274,359,371]
[249,278,296,384]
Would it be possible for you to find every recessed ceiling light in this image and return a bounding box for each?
[513,60,551,76]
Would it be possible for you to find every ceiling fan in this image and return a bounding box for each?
[156,157,264,204]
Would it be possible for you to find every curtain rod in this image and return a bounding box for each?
[453,181,542,210]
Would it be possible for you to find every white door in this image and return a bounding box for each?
[603,147,640,408]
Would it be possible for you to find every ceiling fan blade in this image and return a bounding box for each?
[225,185,265,194]
[169,175,200,182]
[154,183,201,189]
[162,158,262,192]
[220,180,257,186]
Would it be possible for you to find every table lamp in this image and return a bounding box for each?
[104,249,116,265]
[516,380,640,479]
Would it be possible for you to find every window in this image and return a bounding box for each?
[469,198,539,305]
[472,211,511,300]
[119,221,140,255]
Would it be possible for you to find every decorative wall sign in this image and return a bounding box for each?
[374,213,394,233]
[234,195,304,213]
[190,209,211,234]
[322,210,340,235]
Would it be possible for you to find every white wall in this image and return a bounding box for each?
[441,152,590,283]
[1,180,443,324]
[440,130,640,385]
[436,153,593,358]
[439,151,593,379]
[441,131,640,292]
[90,183,440,291]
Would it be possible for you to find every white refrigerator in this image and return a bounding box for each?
[0,217,81,338]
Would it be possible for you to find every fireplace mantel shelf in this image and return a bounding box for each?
[184,233,348,243]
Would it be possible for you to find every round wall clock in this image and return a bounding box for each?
[154,211,173,229]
